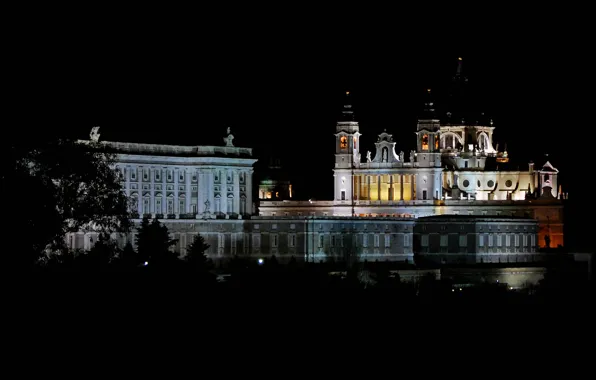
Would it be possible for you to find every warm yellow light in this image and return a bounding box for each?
[458,57,462,61]
[427,88,431,93]
[346,91,350,95]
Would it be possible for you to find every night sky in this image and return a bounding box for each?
[10,13,590,249]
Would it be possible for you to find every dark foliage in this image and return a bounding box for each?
[4,135,132,267]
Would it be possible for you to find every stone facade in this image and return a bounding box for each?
[413,215,540,264]
[259,92,565,249]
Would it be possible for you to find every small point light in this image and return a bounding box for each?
[258,258,264,265]
[458,57,462,61]
[346,91,350,95]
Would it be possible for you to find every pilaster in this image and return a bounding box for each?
[246,169,253,215]
[185,168,191,213]
[150,167,155,215]
[233,170,240,214]
[174,168,179,216]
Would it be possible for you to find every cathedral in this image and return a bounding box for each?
[259,59,564,250]
[67,59,564,266]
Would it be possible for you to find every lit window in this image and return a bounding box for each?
[340,136,348,149]
[421,134,429,150]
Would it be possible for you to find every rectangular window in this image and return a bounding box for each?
[318,234,324,248]
[331,235,335,247]
[363,234,368,248]
[523,234,528,246]
[531,234,536,247]
[479,234,484,247]
[374,234,380,248]
[506,234,511,247]
[167,170,172,181]
[459,235,466,247]
[421,235,429,247]
[179,172,184,181]
[497,235,502,247]
[244,234,249,253]
[289,234,296,247]
[231,233,237,254]
[341,191,346,200]
[404,234,410,247]
[179,200,185,213]
[488,234,494,247]
[131,170,137,180]
[218,234,225,254]
[156,199,162,213]
[440,235,448,247]
[271,234,278,248]
[384,234,391,248]
[252,234,261,252]
[143,199,149,214]
[515,234,520,247]
[422,190,427,200]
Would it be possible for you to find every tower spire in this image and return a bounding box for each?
[339,90,355,121]
[420,88,437,120]
[455,56,463,77]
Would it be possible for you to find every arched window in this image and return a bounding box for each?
[421,134,429,150]
[340,136,348,149]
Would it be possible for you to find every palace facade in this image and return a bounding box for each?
[67,60,563,265]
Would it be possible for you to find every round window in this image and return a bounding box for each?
[487,180,495,187]
[462,180,470,187]
[505,180,513,187]
[477,180,481,187]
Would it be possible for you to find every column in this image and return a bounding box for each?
[233,170,240,214]
[377,175,381,201]
[400,174,404,201]
[246,169,253,215]
[367,175,370,200]
[150,167,155,215]
[411,174,415,200]
[355,175,360,200]
[174,168,179,216]
[197,170,204,215]
[221,169,228,215]
[389,175,393,201]
[162,167,166,215]
[185,168,191,213]
[125,166,130,197]
[134,166,142,216]
[208,170,215,215]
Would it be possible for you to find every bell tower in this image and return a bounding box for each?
[415,89,441,165]
[334,91,361,204]
[414,89,443,200]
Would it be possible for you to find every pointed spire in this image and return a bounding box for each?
[456,57,463,76]
[339,90,355,121]
[420,88,437,119]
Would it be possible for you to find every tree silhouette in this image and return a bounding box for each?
[5,136,132,267]
[82,232,117,270]
[135,217,177,267]
[186,233,210,271]
[118,242,138,269]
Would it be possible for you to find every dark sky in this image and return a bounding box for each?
[10,11,590,248]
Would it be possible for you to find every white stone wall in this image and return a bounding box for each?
[112,148,256,219]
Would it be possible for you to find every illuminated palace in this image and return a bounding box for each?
[67,60,563,266]
[259,59,565,252]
